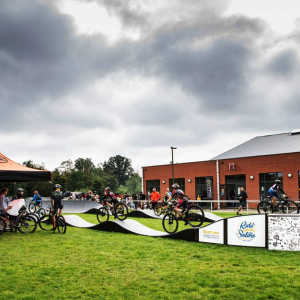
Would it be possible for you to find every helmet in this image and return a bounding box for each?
[104,187,110,191]
[172,183,179,189]
[275,179,281,184]
[18,188,24,192]
[55,184,62,189]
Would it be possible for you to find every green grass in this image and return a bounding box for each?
[1,212,300,299]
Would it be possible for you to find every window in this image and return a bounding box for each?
[225,175,246,202]
[299,171,300,199]
[259,172,283,200]
[196,177,213,200]
[169,178,185,193]
[146,180,160,196]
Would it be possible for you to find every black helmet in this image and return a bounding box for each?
[55,184,62,189]
[275,179,281,184]
[18,188,24,192]
[172,183,179,189]
[104,187,110,191]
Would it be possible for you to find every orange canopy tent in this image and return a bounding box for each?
[0,152,51,182]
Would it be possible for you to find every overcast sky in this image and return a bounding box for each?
[1,0,300,171]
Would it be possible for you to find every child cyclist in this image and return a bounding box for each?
[101,187,119,209]
[171,183,189,224]
[31,190,42,212]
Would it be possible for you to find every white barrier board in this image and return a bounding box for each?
[199,220,224,244]
[268,215,300,251]
[227,214,266,248]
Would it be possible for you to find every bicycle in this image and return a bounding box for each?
[97,200,128,223]
[257,194,299,214]
[0,206,37,234]
[28,201,46,218]
[162,202,205,234]
[39,205,67,234]
[154,201,171,216]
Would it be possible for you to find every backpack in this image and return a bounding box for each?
[37,194,42,201]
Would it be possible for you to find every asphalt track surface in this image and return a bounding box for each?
[64,215,198,241]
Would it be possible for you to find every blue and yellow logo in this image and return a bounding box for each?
[236,221,256,242]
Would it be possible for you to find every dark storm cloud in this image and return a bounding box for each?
[267,50,299,77]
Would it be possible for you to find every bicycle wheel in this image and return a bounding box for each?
[162,213,178,233]
[282,201,299,214]
[154,204,162,216]
[0,217,5,235]
[186,205,204,227]
[97,207,109,223]
[39,214,54,230]
[56,215,67,234]
[257,201,272,214]
[28,203,35,213]
[18,215,37,234]
[115,203,128,221]
[39,208,46,219]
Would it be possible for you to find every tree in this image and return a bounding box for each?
[102,155,134,186]
[124,173,142,195]
[75,158,95,187]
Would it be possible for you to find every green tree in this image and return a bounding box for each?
[102,155,134,186]
[124,173,142,195]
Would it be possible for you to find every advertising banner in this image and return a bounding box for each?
[268,214,300,251]
[199,220,224,244]
[227,214,266,247]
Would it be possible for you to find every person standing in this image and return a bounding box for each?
[230,189,236,207]
[51,184,64,233]
[139,191,146,210]
[237,187,248,215]
[150,188,160,210]
[0,187,12,214]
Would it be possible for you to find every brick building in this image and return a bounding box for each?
[142,131,300,206]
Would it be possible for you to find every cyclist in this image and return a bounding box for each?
[101,187,118,210]
[268,179,286,211]
[171,183,189,224]
[51,184,64,233]
[31,190,42,212]
[14,188,24,200]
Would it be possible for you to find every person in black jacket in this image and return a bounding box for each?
[237,187,248,215]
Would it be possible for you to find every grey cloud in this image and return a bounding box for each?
[267,50,299,77]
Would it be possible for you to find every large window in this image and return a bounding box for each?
[169,178,185,193]
[299,171,300,199]
[225,175,246,206]
[196,177,213,200]
[146,180,160,197]
[259,172,283,200]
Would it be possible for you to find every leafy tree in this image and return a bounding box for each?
[124,173,142,195]
[75,158,95,187]
[102,155,134,186]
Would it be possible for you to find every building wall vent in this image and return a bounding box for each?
[291,129,300,135]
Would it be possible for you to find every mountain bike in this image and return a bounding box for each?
[162,202,204,234]
[154,201,171,216]
[257,195,299,214]
[0,206,37,234]
[39,206,67,234]
[97,200,128,223]
[28,201,46,218]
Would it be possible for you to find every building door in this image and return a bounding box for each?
[225,175,246,207]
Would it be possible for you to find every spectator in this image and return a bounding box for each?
[15,188,24,200]
[139,191,146,210]
[150,188,160,210]
[237,187,248,215]
[132,193,138,209]
[0,187,12,214]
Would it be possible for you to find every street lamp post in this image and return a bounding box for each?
[171,147,177,185]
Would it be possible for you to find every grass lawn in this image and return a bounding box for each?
[1,212,299,300]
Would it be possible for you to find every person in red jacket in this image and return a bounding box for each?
[150,188,160,210]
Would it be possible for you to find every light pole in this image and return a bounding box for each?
[171,147,177,185]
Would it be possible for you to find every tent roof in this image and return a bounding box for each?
[0,152,51,182]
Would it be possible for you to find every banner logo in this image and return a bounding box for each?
[0,155,8,163]
[236,221,256,242]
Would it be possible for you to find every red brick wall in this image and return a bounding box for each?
[143,153,300,202]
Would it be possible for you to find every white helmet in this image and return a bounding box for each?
[172,183,179,189]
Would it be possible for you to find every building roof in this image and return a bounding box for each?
[212,131,300,160]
